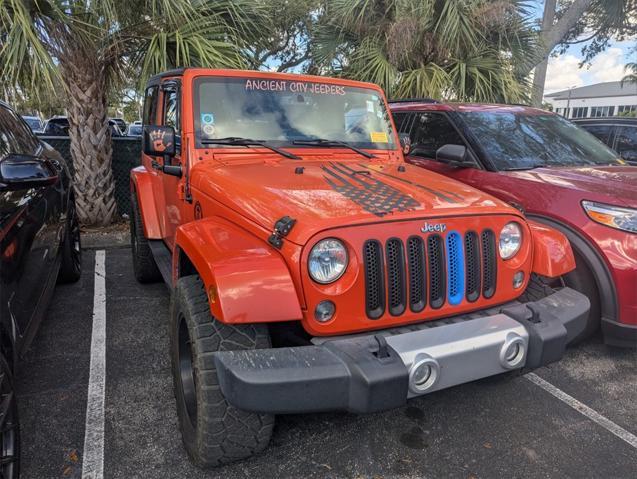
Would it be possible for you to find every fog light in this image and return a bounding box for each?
[499,334,526,369]
[314,301,335,322]
[513,271,525,289]
[409,356,440,394]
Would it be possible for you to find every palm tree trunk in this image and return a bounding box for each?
[64,67,117,226]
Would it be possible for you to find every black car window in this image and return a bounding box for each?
[143,86,159,126]
[0,106,40,158]
[616,126,637,162]
[410,112,464,159]
[392,112,412,134]
[580,124,613,146]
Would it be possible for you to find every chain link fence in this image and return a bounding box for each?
[38,136,141,216]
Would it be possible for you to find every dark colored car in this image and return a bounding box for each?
[110,117,127,134]
[21,116,44,134]
[390,100,636,347]
[43,116,123,136]
[0,101,81,477]
[574,117,637,165]
[42,116,70,135]
[126,124,143,137]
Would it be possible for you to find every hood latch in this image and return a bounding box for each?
[268,216,296,249]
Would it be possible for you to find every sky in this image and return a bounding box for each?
[529,1,636,94]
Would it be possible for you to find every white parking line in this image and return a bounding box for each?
[82,250,107,479]
[525,372,637,450]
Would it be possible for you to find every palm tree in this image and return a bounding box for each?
[621,48,637,86]
[313,0,539,102]
[0,0,259,225]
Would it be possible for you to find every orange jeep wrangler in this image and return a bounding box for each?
[130,68,590,467]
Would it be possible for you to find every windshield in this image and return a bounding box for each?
[458,111,623,170]
[194,77,396,150]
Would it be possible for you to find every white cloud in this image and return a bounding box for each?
[544,54,584,93]
[544,47,629,93]
[586,48,627,83]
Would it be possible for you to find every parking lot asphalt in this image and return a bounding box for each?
[17,248,637,479]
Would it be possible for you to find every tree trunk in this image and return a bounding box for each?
[523,0,596,93]
[531,0,557,107]
[63,65,117,226]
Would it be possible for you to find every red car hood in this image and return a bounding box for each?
[191,157,517,245]
[504,166,637,208]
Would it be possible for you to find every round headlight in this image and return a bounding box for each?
[499,222,522,259]
[308,239,348,284]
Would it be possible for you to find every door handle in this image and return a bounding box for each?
[151,159,162,171]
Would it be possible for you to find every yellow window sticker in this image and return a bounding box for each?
[370,131,388,143]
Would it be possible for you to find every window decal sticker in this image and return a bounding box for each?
[370,131,388,143]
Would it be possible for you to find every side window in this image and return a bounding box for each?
[393,112,412,134]
[0,106,39,158]
[616,126,637,161]
[581,124,613,146]
[143,86,159,126]
[163,90,180,134]
[410,113,465,159]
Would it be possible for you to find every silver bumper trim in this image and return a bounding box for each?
[384,314,529,398]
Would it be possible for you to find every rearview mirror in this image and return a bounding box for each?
[143,125,176,157]
[399,133,412,155]
[436,144,474,168]
[0,154,58,191]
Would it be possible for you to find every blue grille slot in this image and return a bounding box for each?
[446,231,465,306]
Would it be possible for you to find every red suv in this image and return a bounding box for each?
[390,100,636,347]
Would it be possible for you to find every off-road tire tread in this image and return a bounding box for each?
[171,275,274,467]
[130,190,161,283]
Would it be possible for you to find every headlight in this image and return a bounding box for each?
[308,239,348,284]
[499,222,522,259]
[582,201,637,234]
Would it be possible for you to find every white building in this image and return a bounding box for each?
[544,81,637,119]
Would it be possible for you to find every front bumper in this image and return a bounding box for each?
[213,287,589,414]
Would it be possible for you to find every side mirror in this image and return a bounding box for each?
[143,125,176,157]
[0,154,58,191]
[435,144,474,168]
[399,133,412,155]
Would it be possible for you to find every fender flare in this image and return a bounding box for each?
[527,214,617,323]
[527,220,575,278]
[174,217,303,324]
[130,166,161,239]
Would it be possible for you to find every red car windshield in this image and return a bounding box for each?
[458,112,624,170]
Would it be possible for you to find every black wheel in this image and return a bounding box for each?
[0,355,19,479]
[562,251,601,344]
[57,196,82,283]
[169,275,274,467]
[130,190,161,283]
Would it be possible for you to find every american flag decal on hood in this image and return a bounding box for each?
[322,162,420,217]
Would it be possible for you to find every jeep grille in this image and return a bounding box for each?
[363,230,497,319]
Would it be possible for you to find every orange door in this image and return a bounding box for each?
[156,80,184,249]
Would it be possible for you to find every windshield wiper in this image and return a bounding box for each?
[292,139,376,159]
[503,162,546,171]
[201,137,301,160]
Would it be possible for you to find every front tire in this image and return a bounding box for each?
[57,196,82,283]
[0,354,20,479]
[562,251,601,344]
[169,276,274,467]
[130,190,161,283]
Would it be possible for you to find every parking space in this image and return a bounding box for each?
[17,248,637,479]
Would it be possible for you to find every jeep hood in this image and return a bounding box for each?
[191,159,517,245]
